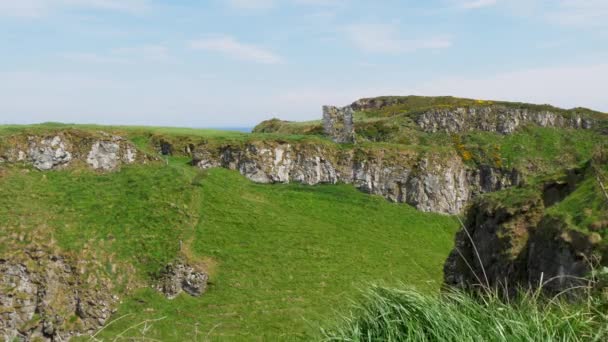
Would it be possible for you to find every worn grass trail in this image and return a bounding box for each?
[93,164,458,341]
[0,157,458,341]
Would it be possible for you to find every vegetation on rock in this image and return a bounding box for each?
[1,95,607,340]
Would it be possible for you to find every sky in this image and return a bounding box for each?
[1,0,607,127]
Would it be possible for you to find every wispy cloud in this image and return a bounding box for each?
[416,63,608,112]
[456,0,498,9]
[454,0,608,28]
[61,45,169,64]
[225,0,346,10]
[344,24,452,53]
[293,0,346,6]
[225,0,276,10]
[547,0,608,28]
[0,0,149,17]
[189,36,283,64]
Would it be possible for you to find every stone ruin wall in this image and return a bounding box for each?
[322,105,356,143]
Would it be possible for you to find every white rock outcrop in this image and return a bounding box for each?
[193,142,520,214]
[28,136,73,170]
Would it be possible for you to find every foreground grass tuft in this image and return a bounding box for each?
[321,286,608,342]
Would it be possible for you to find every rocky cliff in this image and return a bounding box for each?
[444,162,607,294]
[350,97,599,135]
[0,131,149,171]
[191,141,521,214]
[0,130,522,215]
[0,246,118,341]
[416,106,595,134]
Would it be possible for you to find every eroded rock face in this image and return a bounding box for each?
[0,250,117,341]
[155,263,208,299]
[1,132,142,171]
[193,142,520,214]
[28,136,73,170]
[443,196,544,293]
[416,106,594,134]
[87,141,121,170]
[527,217,601,294]
[444,173,604,295]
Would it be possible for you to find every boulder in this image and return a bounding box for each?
[155,263,209,299]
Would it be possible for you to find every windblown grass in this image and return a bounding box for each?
[321,285,608,342]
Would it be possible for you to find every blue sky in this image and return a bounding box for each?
[1,0,607,127]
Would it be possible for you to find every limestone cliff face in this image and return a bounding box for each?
[0,248,117,341]
[0,132,146,171]
[416,106,595,134]
[192,141,520,214]
[345,97,598,135]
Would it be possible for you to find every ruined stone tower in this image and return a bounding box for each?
[322,105,356,144]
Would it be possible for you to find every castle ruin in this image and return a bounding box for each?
[322,105,356,144]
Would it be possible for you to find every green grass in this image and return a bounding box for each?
[0,160,458,341]
[321,285,608,341]
[0,122,249,138]
[352,95,606,120]
[545,162,608,237]
[461,127,604,172]
[0,161,201,277]
[3,116,606,340]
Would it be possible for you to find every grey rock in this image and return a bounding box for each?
[3,133,143,171]
[0,250,117,341]
[193,142,518,214]
[28,136,73,170]
[87,141,121,170]
[444,174,599,295]
[155,263,209,299]
[416,106,594,134]
[443,197,543,293]
[123,146,137,164]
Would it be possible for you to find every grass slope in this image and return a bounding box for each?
[0,158,458,341]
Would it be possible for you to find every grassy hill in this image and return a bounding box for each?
[0,151,458,340]
[2,96,607,340]
[252,96,608,181]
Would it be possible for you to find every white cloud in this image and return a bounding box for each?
[60,45,169,64]
[416,63,608,112]
[344,24,452,53]
[454,0,608,28]
[60,52,128,64]
[292,0,346,6]
[547,0,608,28]
[189,36,283,64]
[225,0,346,10]
[0,0,149,17]
[225,0,276,9]
[456,0,498,9]
[113,45,170,62]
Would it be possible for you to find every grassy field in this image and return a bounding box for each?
[0,122,249,138]
[0,156,458,340]
[2,111,604,340]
